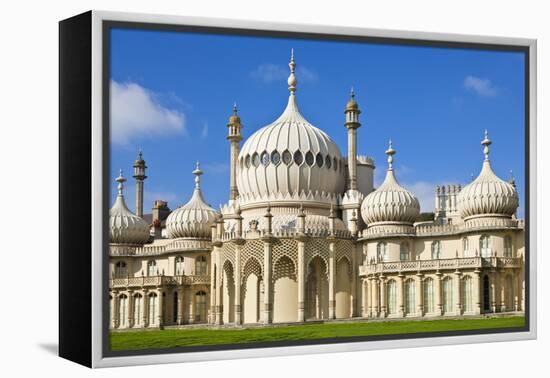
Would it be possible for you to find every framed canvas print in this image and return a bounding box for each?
[59,10,537,368]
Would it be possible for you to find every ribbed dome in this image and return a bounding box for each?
[457,132,518,219]
[109,172,150,244]
[166,163,219,239]
[236,52,345,205]
[361,142,420,225]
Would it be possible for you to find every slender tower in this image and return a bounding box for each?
[344,88,361,191]
[133,149,147,218]
[227,102,243,203]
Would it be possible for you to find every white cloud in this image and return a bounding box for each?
[110,80,186,145]
[250,64,317,83]
[200,122,209,139]
[463,75,497,97]
[402,181,437,213]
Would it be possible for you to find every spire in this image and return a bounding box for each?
[233,101,238,115]
[509,169,516,188]
[288,48,297,94]
[386,139,396,171]
[481,129,491,161]
[193,161,203,190]
[116,169,126,196]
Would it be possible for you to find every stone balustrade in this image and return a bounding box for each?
[110,239,212,257]
[359,257,522,276]
[109,274,211,289]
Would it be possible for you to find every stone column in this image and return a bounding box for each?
[127,289,134,328]
[142,289,149,327]
[454,271,462,315]
[263,238,273,324]
[297,239,306,322]
[112,290,120,328]
[234,243,243,325]
[435,272,443,316]
[379,276,386,318]
[490,271,497,313]
[366,277,372,317]
[499,271,506,312]
[328,240,336,319]
[416,274,423,316]
[157,289,164,328]
[473,269,481,315]
[351,242,358,317]
[397,274,405,317]
[189,293,195,324]
[361,279,368,318]
[177,288,185,325]
[371,275,379,317]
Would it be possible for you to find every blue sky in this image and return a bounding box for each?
[109,28,525,217]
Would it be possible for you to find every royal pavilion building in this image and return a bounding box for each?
[108,52,524,330]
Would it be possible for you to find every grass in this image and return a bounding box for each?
[110,316,525,351]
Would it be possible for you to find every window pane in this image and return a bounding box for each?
[282,150,292,165]
[261,151,270,166]
[271,150,281,165]
[305,151,314,166]
[294,151,303,165]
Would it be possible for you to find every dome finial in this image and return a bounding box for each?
[193,161,203,189]
[233,101,238,115]
[350,87,355,98]
[481,129,492,161]
[386,139,396,170]
[288,48,297,94]
[116,169,126,196]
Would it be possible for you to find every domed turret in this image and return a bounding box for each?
[166,162,219,239]
[109,170,151,244]
[361,141,420,227]
[236,50,345,207]
[457,131,519,220]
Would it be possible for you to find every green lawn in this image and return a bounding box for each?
[110,316,525,351]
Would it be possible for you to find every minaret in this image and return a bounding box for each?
[133,149,147,218]
[344,88,361,191]
[227,102,243,203]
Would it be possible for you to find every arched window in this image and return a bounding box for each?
[506,275,514,310]
[462,237,470,257]
[195,291,207,323]
[387,280,397,315]
[148,292,158,326]
[147,260,156,276]
[377,242,388,262]
[480,235,491,257]
[504,235,513,258]
[404,279,416,315]
[252,153,260,167]
[423,278,435,313]
[431,241,441,260]
[443,277,453,313]
[294,151,303,166]
[175,256,184,275]
[245,154,251,168]
[315,153,323,167]
[133,293,143,326]
[195,256,207,275]
[462,276,473,313]
[261,151,270,166]
[271,150,281,165]
[173,291,178,323]
[400,243,410,261]
[305,151,314,166]
[483,275,490,311]
[325,155,332,169]
[118,294,128,327]
[114,261,127,278]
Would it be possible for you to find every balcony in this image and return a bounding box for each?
[109,275,211,289]
[359,257,522,276]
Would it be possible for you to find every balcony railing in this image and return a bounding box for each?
[359,257,522,276]
[109,274,211,289]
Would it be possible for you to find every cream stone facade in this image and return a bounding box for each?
[109,51,524,330]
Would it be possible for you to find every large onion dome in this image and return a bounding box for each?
[361,141,420,226]
[166,162,219,239]
[109,171,150,244]
[457,131,519,220]
[236,50,345,206]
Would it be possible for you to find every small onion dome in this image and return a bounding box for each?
[166,162,219,239]
[361,141,420,225]
[228,102,241,125]
[109,170,150,244]
[345,88,359,112]
[457,131,519,220]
